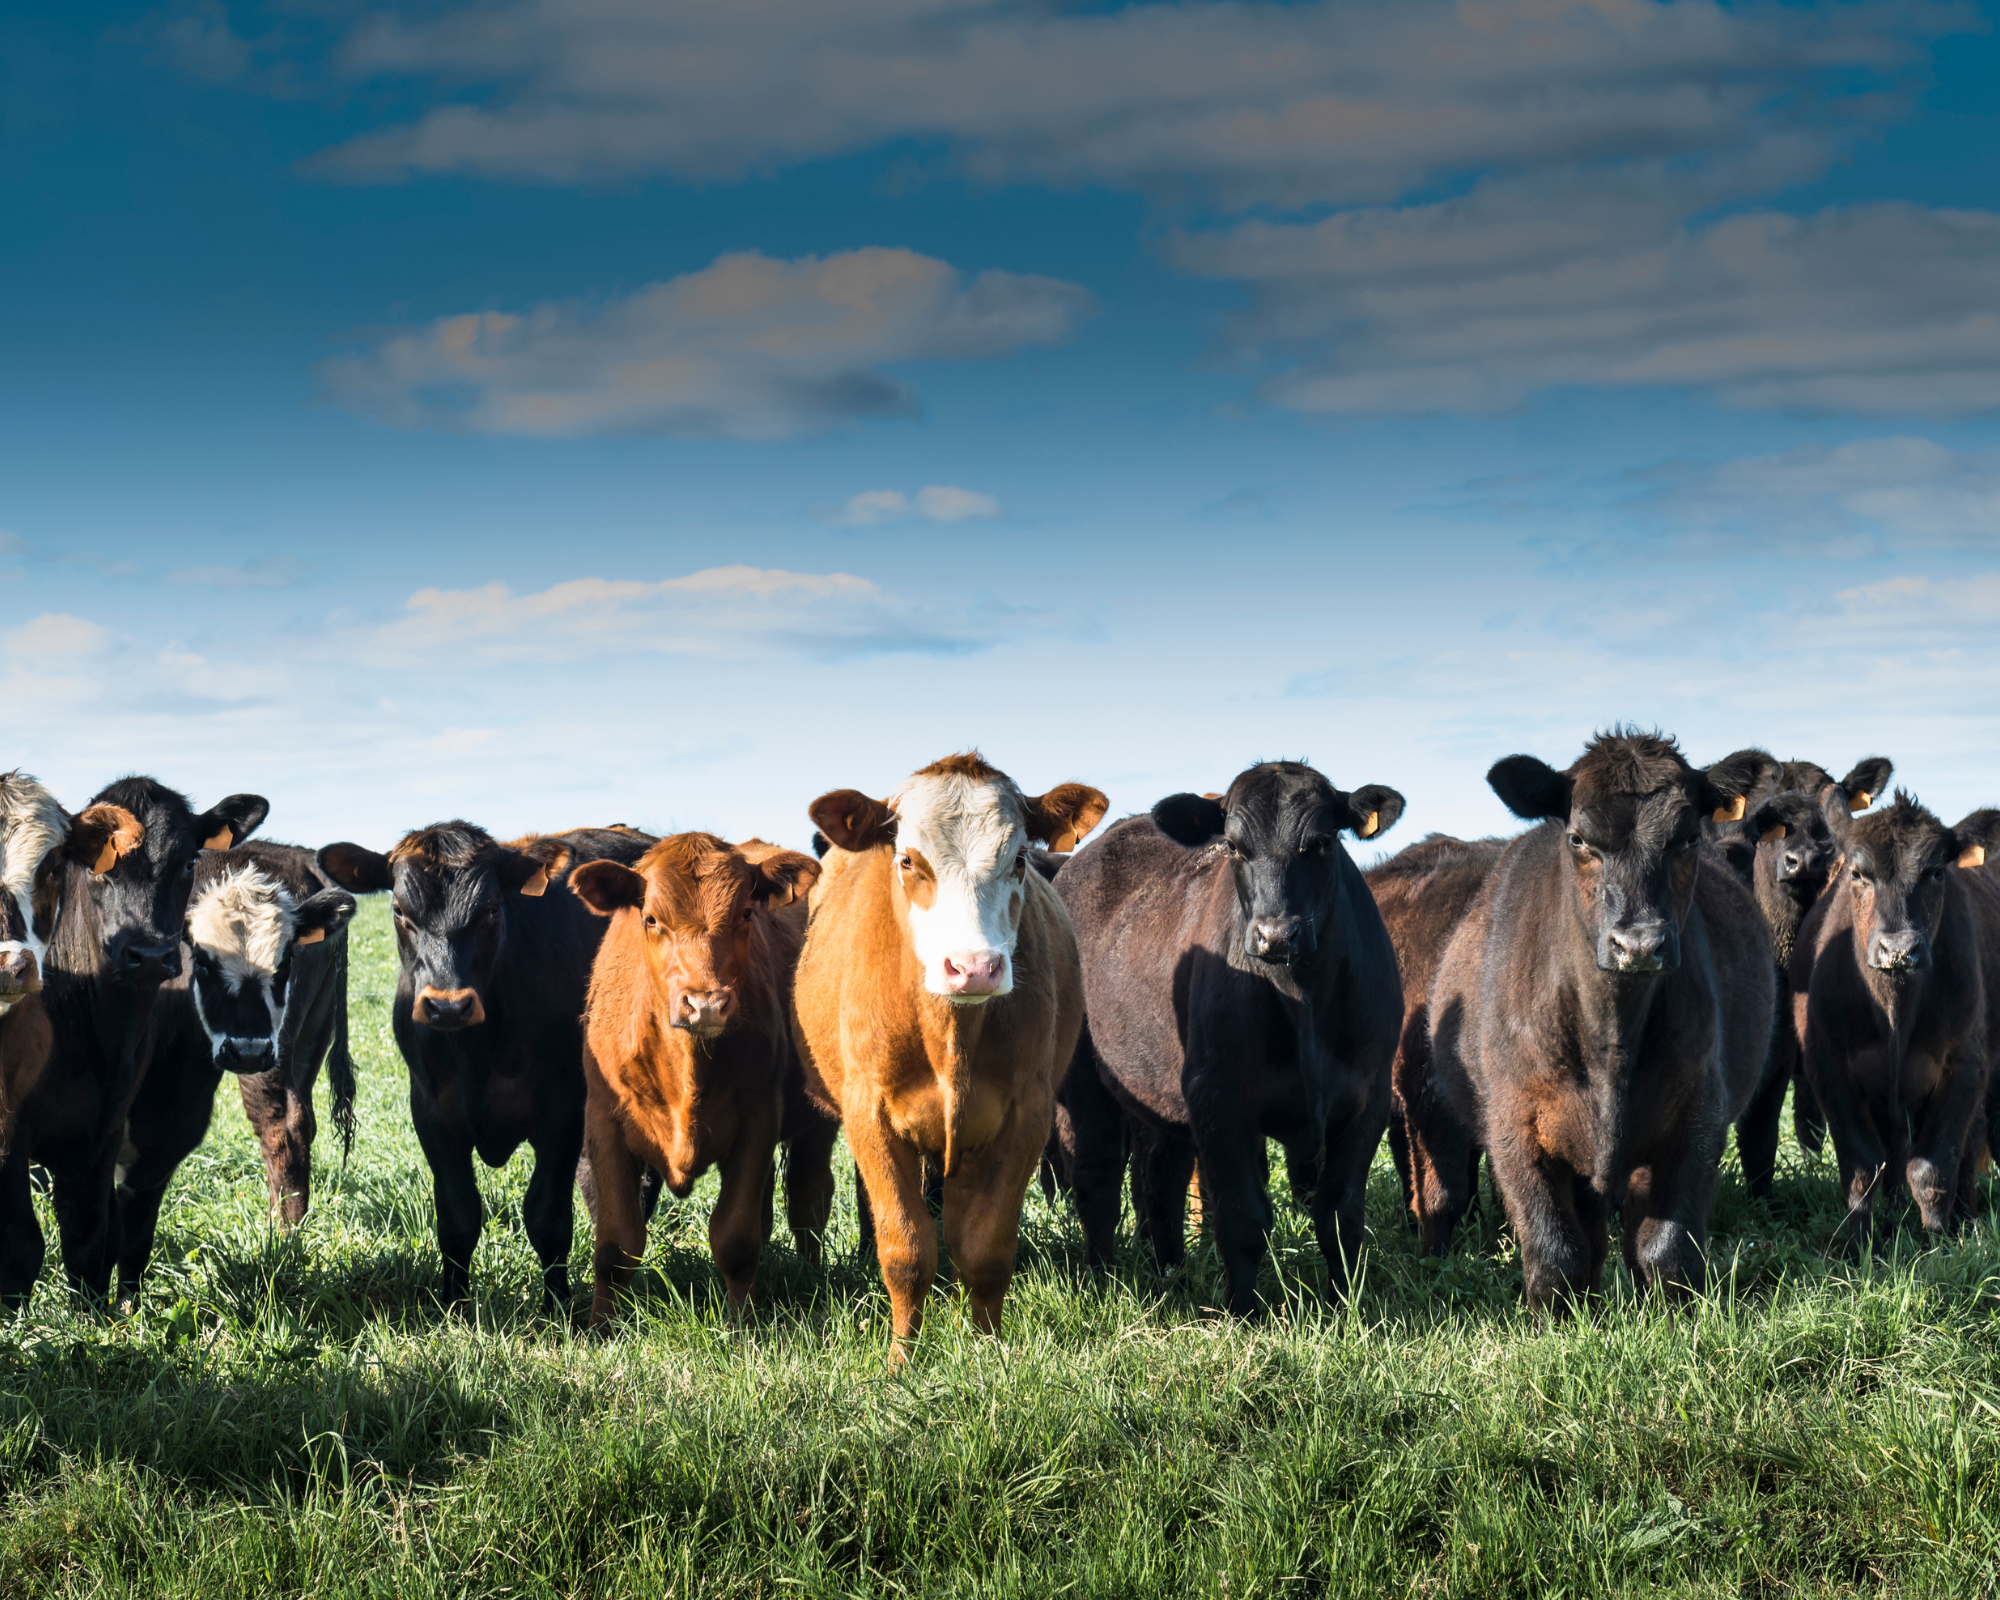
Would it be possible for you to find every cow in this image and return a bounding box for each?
[316,822,654,1311]
[1789,795,2000,1256]
[1364,834,1507,1252]
[1,778,265,1306]
[1422,733,1774,1311]
[1,773,147,1164]
[1055,760,1405,1316]
[1704,750,1893,1169]
[112,843,359,1299]
[570,833,832,1325]
[791,752,1106,1360]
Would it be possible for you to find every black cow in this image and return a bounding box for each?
[1790,796,2000,1255]
[1422,733,1773,1310]
[113,842,358,1298]
[317,821,654,1312]
[1054,761,1405,1315]
[1,777,266,1305]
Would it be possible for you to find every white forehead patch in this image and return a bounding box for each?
[0,771,69,1001]
[890,773,1024,871]
[889,771,1030,999]
[189,865,297,986]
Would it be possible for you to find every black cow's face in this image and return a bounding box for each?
[1490,734,1740,978]
[1152,763,1404,968]
[187,864,354,1071]
[2,774,148,1009]
[79,780,267,986]
[1749,793,1837,916]
[1835,795,1955,978]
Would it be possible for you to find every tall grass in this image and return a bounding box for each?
[2,896,1997,1596]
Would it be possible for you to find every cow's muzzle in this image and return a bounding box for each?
[1247,916,1306,965]
[1602,921,1679,976]
[1869,930,1928,974]
[941,950,1007,1001]
[0,946,39,1000]
[415,986,487,1030]
[671,987,737,1036]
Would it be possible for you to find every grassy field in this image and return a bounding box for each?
[2,895,1998,1597]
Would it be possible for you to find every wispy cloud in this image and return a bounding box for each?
[826,486,1002,527]
[321,248,1092,441]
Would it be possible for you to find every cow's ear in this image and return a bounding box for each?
[316,842,393,894]
[1700,749,1777,825]
[195,794,269,853]
[65,804,145,876]
[1023,783,1109,853]
[1835,757,1893,814]
[1820,786,1857,849]
[1948,809,2000,870]
[499,840,571,897]
[568,859,645,916]
[1341,784,1404,841]
[1152,793,1226,847]
[292,888,357,948]
[1487,756,1572,822]
[807,790,896,852]
[749,849,822,905]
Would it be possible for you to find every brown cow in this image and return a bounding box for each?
[792,752,1106,1359]
[1790,795,2000,1254]
[571,833,832,1324]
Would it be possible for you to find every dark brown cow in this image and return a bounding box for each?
[1423,733,1774,1309]
[571,833,834,1324]
[792,752,1106,1360]
[1364,834,1507,1251]
[1790,795,2000,1254]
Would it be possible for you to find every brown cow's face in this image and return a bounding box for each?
[572,835,820,1038]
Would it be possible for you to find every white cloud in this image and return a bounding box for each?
[321,248,1089,440]
[3,613,110,661]
[830,485,1001,526]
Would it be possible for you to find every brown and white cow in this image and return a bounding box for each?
[0,772,144,1163]
[792,752,1106,1359]
[572,833,832,1325]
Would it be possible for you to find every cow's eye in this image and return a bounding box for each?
[643,914,659,931]
[1922,865,1945,883]
[896,854,911,872]
[1567,832,1585,851]
[182,857,197,876]
[1676,835,1698,852]
[1012,852,1028,877]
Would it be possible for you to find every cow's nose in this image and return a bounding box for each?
[1869,930,1927,972]
[0,948,35,991]
[1248,917,1301,963]
[120,941,180,981]
[1605,924,1672,974]
[1778,848,1806,880]
[942,951,1006,997]
[417,987,482,1029]
[675,988,737,1034]
[235,1036,272,1058]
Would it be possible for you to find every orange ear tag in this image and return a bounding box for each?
[204,829,233,851]
[1761,824,1787,844]
[519,866,550,896]
[1359,811,1380,839]
[1960,844,1988,869]
[1850,791,1872,814]
[296,927,326,947]
[91,840,117,875]
[1712,795,1747,825]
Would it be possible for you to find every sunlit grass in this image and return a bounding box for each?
[2,895,1997,1595]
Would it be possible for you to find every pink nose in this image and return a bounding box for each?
[0,948,37,993]
[942,951,1006,996]
[676,989,736,1032]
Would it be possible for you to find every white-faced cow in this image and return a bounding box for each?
[792,752,1106,1360]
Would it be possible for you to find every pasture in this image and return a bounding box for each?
[2,895,1998,1598]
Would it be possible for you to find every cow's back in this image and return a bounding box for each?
[1366,835,1506,1006]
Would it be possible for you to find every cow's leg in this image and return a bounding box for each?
[523,1111,583,1316]
[1621,1136,1716,1303]
[0,1151,45,1310]
[1387,1109,1416,1231]
[50,1150,119,1302]
[1132,1129,1196,1273]
[1408,1096,1478,1259]
[1807,1042,1887,1259]
[113,1114,205,1304]
[941,1099,1046,1338]
[1488,1134,1593,1314]
[1307,1102,1389,1300]
[1062,1040,1129,1268]
[710,1135,778,1318]
[413,1114,483,1306]
[781,1110,839,1270]
[847,1112,934,1360]
[240,1068,315,1227]
[1735,1040,1788,1203]
[1906,1054,1986,1239]
[1195,1121,1275,1319]
[584,1130,647,1329]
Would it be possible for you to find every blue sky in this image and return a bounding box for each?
[5,0,2000,854]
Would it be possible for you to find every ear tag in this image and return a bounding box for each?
[1359,811,1380,839]
[91,840,118,875]
[519,866,550,897]
[204,829,233,851]
[1761,824,1787,844]
[296,927,326,947]
[1850,791,1872,813]
[1049,829,1078,854]
[1711,795,1747,825]
[1960,844,1988,869]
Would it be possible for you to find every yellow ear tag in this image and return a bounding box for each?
[91,840,117,875]
[1850,791,1872,813]
[1049,829,1078,853]
[1960,844,1988,869]
[296,927,326,947]
[1711,795,1747,825]
[519,865,550,897]
[1359,811,1380,838]
[1761,824,1787,844]
[203,829,233,851]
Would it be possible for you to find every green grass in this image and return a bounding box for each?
[4,895,1999,1596]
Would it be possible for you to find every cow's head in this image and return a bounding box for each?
[571,834,819,1039]
[186,860,355,1071]
[1490,731,1751,977]
[71,778,266,987]
[1152,762,1403,967]
[1826,793,1995,978]
[1747,790,1838,920]
[318,822,568,1031]
[0,772,147,1012]
[809,752,1107,1002]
